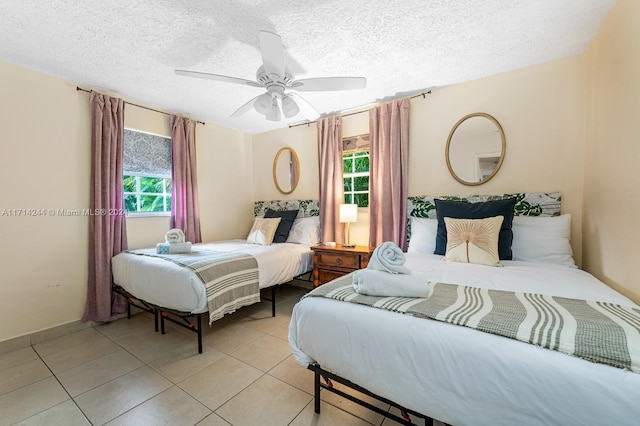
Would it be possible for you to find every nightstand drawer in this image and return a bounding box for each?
[317,269,349,285]
[316,252,359,269]
[311,244,374,288]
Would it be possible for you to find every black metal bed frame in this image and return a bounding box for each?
[112,284,279,354]
[111,271,313,354]
[308,363,434,426]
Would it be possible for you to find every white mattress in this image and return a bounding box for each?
[112,239,312,314]
[289,254,640,425]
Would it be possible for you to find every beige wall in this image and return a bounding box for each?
[0,60,253,342]
[3,0,638,342]
[252,108,373,244]
[583,0,640,303]
[1,62,91,343]
[252,56,586,260]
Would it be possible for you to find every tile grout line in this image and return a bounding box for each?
[8,283,313,426]
[29,346,95,425]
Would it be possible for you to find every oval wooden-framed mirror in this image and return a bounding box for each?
[445,112,506,186]
[273,147,300,194]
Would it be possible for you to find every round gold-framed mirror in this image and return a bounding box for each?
[445,112,506,186]
[273,147,300,194]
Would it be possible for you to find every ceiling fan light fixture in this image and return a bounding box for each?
[254,93,272,115]
[282,95,300,118]
[266,99,281,121]
[175,30,366,124]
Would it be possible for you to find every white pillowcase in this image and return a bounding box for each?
[286,217,320,245]
[247,217,281,246]
[511,214,577,268]
[407,217,438,254]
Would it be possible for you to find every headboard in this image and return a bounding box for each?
[408,192,561,218]
[406,192,561,241]
[254,199,320,218]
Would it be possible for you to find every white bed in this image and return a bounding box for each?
[111,199,319,353]
[112,239,312,314]
[289,254,640,425]
[289,193,640,425]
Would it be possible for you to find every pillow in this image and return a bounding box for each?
[247,217,281,246]
[407,217,438,254]
[264,209,299,243]
[444,216,503,267]
[286,217,320,245]
[512,214,577,268]
[435,197,516,260]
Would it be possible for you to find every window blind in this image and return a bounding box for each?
[123,129,171,177]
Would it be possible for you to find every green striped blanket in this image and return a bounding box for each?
[305,274,640,373]
[126,248,260,324]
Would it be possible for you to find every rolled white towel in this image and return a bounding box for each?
[165,228,185,243]
[352,269,433,298]
[156,242,192,254]
[367,241,410,274]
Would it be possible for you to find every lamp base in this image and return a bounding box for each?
[343,221,356,249]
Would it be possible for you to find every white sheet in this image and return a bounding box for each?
[289,254,640,425]
[112,239,312,314]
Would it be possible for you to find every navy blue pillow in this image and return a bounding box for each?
[264,209,299,243]
[434,198,517,260]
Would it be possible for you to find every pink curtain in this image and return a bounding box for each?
[317,116,344,243]
[170,115,201,243]
[369,98,410,249]
[82,92,128,322]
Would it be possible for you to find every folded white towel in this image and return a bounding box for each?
[165,228,185,243]
[367,241,411,274]
[156,242,192,254]
[352,269,433,298]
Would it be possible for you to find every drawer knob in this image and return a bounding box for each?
[335,258,342,266]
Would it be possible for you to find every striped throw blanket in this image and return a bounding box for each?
[126,248,260,324]
[305,274,640,373]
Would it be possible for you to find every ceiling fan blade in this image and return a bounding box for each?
[175,69,262,88]
[259,31,285,79]
[287,93,320,120]
[292,76,367,92]
[230,94,262,118]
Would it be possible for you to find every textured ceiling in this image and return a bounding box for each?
[0,0,616,134]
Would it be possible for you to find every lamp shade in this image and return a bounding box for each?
[254,93,272,115]
[339,204,358,223]
[282,95,300,118]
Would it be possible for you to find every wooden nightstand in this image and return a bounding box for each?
[311,244,375,287]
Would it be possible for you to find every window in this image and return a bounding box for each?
[123,129,172,215]
[343,148,370,208]
[123,175,172,213]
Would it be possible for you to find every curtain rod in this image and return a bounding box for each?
[76,87,206,125]
[287,90,432,129]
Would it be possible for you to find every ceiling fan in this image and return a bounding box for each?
[175,31,366,122]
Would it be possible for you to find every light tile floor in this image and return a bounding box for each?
[0,283,445,426]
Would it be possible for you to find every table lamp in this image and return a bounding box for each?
[339,203,358,248]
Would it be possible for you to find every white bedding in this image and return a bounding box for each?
[112,239,312,314]
[289,254,640,425]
